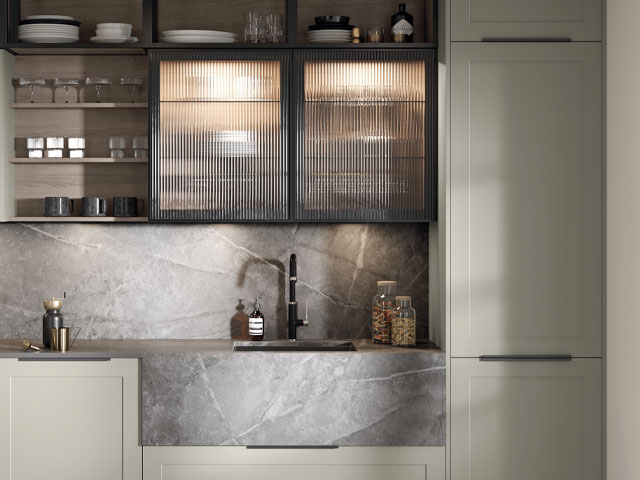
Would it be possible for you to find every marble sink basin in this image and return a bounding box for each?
[233,340,357,352]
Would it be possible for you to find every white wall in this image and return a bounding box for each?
[606,1,640,478]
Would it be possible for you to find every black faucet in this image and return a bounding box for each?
[288,254,308,340]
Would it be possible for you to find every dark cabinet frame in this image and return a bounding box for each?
[149,49,436,222]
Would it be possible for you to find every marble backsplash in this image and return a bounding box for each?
[0,223,428,341]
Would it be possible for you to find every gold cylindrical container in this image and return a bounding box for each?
[50,327,59,351]
[58,327,70,352]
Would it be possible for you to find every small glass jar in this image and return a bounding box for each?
[372,280,397,344]
[393,296,416,347]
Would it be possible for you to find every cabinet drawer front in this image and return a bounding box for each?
[451,0,602,41]
[162,465,425,480]
[451,358,602,480]
[450,43,602,357]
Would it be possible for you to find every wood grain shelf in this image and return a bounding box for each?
[10,216,148,223]
[10,158,148,164]
[10,103,148,109]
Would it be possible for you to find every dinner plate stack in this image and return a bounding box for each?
[18,15,80,43]
[161,30,238,43]
[307,24,353,43]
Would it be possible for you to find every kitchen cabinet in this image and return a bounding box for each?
[0,358,141,480]
[0,51,13,223]
[149,50,437,222]
[450,358,602,480]
[451,0,602,41]
[293,50,437,221]
[149,50,290,221]
[143,446,445,480]
[450,42,602,357]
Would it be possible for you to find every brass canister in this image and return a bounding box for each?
[50,327,59,351]
[58,327,70,352]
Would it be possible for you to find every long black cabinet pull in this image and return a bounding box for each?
[246,446,339,449]
[481,37,572,42]
[479,355,572,362]
[18,357,111,362]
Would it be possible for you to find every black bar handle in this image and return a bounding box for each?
[481,37,571,42]
[18,357,112,362]
[479,355,572,362]
[246,446,339,449]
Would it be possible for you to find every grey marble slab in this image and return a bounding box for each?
[142,350,445,446]
[0,223,429,341]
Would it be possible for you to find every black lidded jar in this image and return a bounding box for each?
[249,297,265,341]
[391,3,414,43]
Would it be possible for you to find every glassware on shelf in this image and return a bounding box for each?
[132,136,148,149]
[109,136,126,158]
[18,78,46,103]
[367,26,385,43]
[244,12,283,43]
[85,77,111,103]
[28,149,43,158]
[69,149,84,158]
[46,149,63,158]
[46,137,64,149]
[393,296,416,347]
[28,137,45,158]
[120,77,145,103]
[68,137,85,158]
[372,280,397,344]
[54,78,80,103]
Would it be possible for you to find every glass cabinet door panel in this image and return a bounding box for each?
[294,51,436,221]
[150,52,288,221]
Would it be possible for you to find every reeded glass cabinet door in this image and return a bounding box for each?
[294,51,436,221]
[150,51,289,221]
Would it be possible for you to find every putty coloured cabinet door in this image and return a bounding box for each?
[451,0,602,41]
[450,43,602,357]
[451,358,602,480]
[0,358,141,480]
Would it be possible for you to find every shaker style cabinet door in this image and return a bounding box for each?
[0,359,141,480]
[149,50,289,221]
[451,0,602,41]
[450,43,602,357]
[450,358,602,480]
[293,50,437,222]
[0,51,14,223]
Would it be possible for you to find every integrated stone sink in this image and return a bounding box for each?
[233,340,357,352]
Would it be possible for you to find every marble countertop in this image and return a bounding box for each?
[0,338,443,359]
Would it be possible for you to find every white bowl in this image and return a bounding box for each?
[96,27,130,37]
[96,23,132,35]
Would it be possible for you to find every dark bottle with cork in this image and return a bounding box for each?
[391,3,414,43]
[249,297,265,341]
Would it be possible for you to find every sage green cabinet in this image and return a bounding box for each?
[451,358,602,480]
[143,446,445,480]
[450,43,602,357]
[451,0,602,41]
[0,358,141,480]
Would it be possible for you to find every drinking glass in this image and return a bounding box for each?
[18,78,46,103]
[244,12,259,43]
[85,77,111,103]
[120,77,145,103]
[54,78,80,103]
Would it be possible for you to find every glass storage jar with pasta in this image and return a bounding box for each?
[372,281,397,344]
[393,296,416,347]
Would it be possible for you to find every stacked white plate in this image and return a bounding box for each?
[18,15,80,43]
[307,26,353,43]
[90,23,137,43]
[161,30,238,43]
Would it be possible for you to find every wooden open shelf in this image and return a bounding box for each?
[10,103,148,109]
[10,216,148,222]
[10,158,147,164]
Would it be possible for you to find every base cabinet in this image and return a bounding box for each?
[143,446,444,480]
[0,358,141,480]
[451,358,602,480]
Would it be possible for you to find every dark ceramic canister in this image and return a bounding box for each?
[81,197,107,216]
[42,298,64,349]
[44,197,74,217]
[113,197,144,217]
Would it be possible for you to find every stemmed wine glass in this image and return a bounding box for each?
[120,78,145,103]
[85,77,111,103]
[54,78,80,103]
[18,78,46,103]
